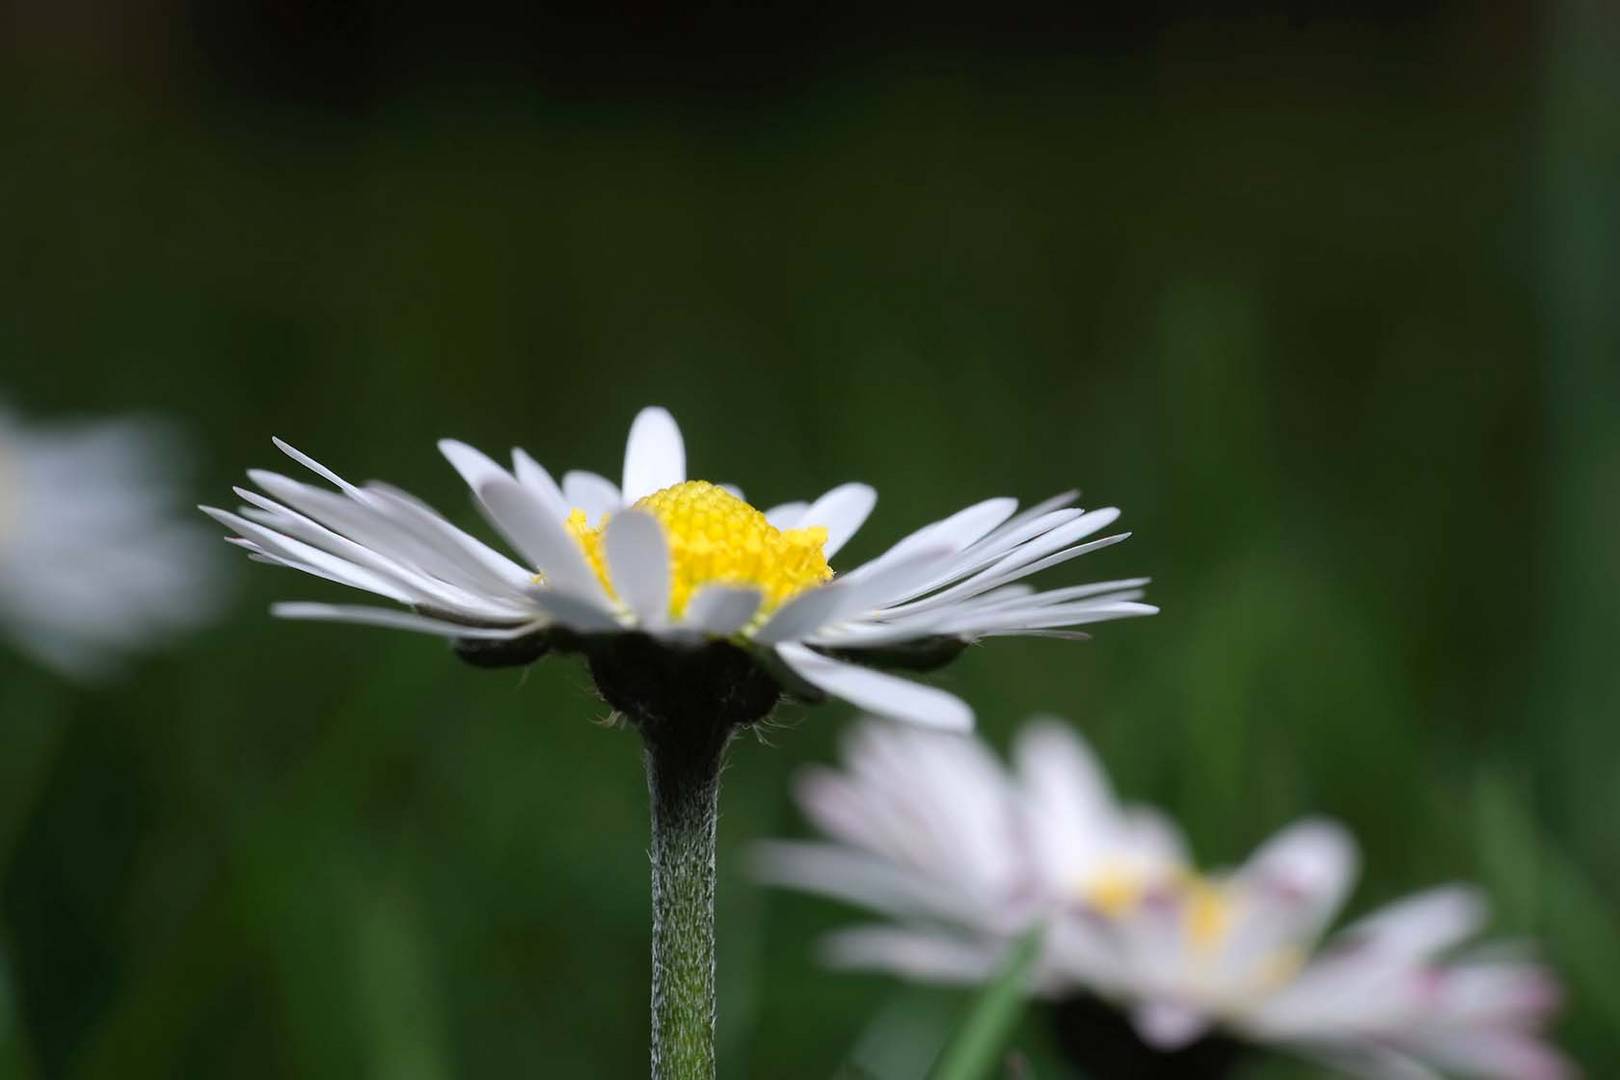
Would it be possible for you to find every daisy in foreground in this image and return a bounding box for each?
[0,403,224,677]
[202,405,1153,1080]
[756,720,1570,1080]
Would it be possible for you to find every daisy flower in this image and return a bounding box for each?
[202,405,1154,730]
[204,405,1154,1079]
[757,719,1570,1080]
[0,404,225,678]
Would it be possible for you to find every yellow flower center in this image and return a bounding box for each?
[1081,865,1147,919]
[566,480,834,621]
[1183,877,1232,952]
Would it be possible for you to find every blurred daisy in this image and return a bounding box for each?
[0,405,225,677]
[756,720,1570,1079]
[203,406,1154,729]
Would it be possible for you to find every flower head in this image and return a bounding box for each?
[204,407,1154,730]
[756,719,1570,1079]
[0,404,225,677]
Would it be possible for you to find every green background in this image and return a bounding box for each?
[2,3,1617,1076]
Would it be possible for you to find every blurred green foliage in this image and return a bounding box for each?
[2,10,1618,1077]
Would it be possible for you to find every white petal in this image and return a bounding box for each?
[842,497,1017,584]
[561,470,622,524]
[1014,719,1125,864]
[884,508,1125,614]
[271,602,536,638]
[756,545,957,647]
[475,478,607,603]
[774,642,973,731]
[753,582,855,645]
[1342,886,1488,960]
[357,484,536,594]
[1240,818,1358,928]
[919,533,1134,616]
[951,600,1158,635]
[1132,1002,1212,1050]
[996,489,1080,533]
[818,925,1007,986]
[511,448,570,521]
[201,506,413,604]
[764,501,809,529]
[601,509,670,624]
[273,437,369,499]
[438,439,514,493]
[873,509,1088,609]
[240,476,531,614]
[752,842,987,925]
[526,586,624,632]
[718,483,745,501]
[798,483,877,559]
[680,585,762,635]
[620,406,685,502]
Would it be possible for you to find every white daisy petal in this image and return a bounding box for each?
[774,642,973,730]
[872,508,1089,607]
[752,842,988,925]
[843,497,1018,584]
[229,489,529,621]
[562,470,622,524]
[438,438,516,493]
[819,925,1008,985]
[764,502,809,529]
[718,483,745,501]
[621,406,686,502]
[475,478,608,603]
[1239,819,1358,929]
[753,546,955,646]
[798,483,877,558]
[239,476,530,610]
[274,437,371,499]
[680,585,763,636]
[1133,1002,1213,1051]
[357,484,536,593]
[950,600,1158,635]
[1339,886,1488,959]
[511,448,571,521]
[753,583,857,645]
[996,489,1080,533]
[601,509,670,625]
[526,586,624,633]
[201,506,414,604]
[271,602,534,638]
[884,509,1125,614]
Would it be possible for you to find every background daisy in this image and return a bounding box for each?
[0,404,225,678]
[758,719,1571,1079]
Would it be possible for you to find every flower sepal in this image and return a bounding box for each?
[586,633,783,745]
[821,635,971,673]
[1051,994,1251,1080]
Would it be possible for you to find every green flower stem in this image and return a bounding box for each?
[644,729,725,1080]
[587,636,778,1079]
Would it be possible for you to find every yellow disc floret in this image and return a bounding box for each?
[1183,876,1233,953]
[566,480,833,622]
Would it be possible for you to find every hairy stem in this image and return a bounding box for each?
[644,731,725,1080]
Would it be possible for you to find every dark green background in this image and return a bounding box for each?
[2,3,1617,1076]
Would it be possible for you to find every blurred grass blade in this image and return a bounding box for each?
[927,931,1042,1080]
[1,942,38,1080]
[1474,772,1620,1049]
